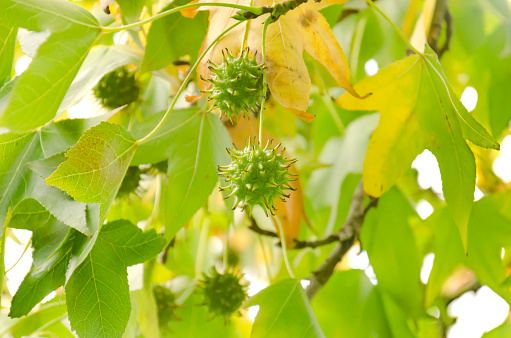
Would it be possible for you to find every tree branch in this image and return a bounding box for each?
[233,0,312,23]
[248,218,279,238]
[427,0,452,58]
[305,181,375,300]
[292,234,340,249]
[438,10,452,57]
[249,219,354,250]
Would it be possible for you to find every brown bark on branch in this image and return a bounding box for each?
[305,181,376,300]
[428,0,452,57]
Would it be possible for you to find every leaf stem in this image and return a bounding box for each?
[365,0,421,55]
[136,20,243,145]
[258,235,273,282]
[194,214,210,279]
[0,207,13,308]
[101,3,258,33]
[315,67,344,134]
[5,238,31,273]
[241,0,254,49]
[274,216,295,279]
[258,18,271,143]
[223,222,231,272]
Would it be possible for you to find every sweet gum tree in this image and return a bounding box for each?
[0,0,511,336]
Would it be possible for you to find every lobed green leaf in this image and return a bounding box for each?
[360,188,422,317]
[0,27,98,132]
[46,122,138,220]
[245,279,325,338]
[66,220,165,338]
[161,112,231,241]
[9,199,76,318]
[141,8,208,73]
[0,23,17,87]
[0,0,99,31]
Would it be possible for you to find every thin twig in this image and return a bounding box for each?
[427,0,452,58]
[438,10,452,57]
[136,20,243,144]
[337,0,380,23]
[305,181,375,300]
[248,194,378,251]
[292,234,339,249]
[160,237,175,264]
[248,218,279,238]
[366,0,421,55]
[249,218,337,249]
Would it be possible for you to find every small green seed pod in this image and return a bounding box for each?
[199,267,248,321]
[218,138,298,216]
[203,48,265,122]
[94,66,140,109]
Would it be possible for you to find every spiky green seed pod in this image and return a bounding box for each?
[218,138,297,216]
[204,48,264,122]
[153,285,179,333]
[94,66,140,109]
[199,267,248,320]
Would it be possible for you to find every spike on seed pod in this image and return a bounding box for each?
[94,66,140,109]
[217,138,297,216]
[199,267,248,321]
[204,48,264,122]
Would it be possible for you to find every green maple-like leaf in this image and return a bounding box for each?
[2,296,71,337]
[116,0,145,23]
[0,118,104,233]
[361,188,422,317]
[46,122,138,220]
[66,219,165,338]
[131,109,231,241]
[131,107,201,165]
[336,45,499,250]
[9,199,76,318]
[1,0,99,30]
[161,112,231,241]
[0,0,99,132]
[312,270,392,337]
[140,6,208,73]
[306,114,378,234]
[0,23,17,87]
[245,279,325,338]
[427,193,511,305]
[424,208,465,307]
[467,193,511,303]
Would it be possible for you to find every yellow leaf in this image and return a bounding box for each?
[336,46,499,251]
[198,0,360,121]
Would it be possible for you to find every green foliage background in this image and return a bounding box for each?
[1,0,511,337]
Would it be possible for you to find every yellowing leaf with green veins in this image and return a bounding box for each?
[198,0,359,122]
[336,46,499,250]
[46,122,137,220]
